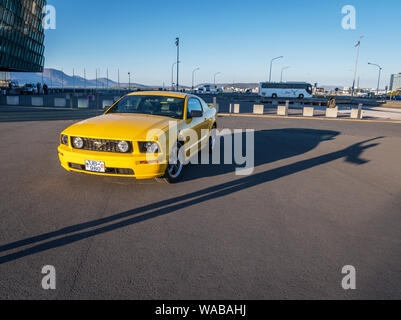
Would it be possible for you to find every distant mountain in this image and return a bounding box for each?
[10,68,149,88]
[10,69,346,91]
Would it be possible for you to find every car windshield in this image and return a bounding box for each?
[107,95,185,119]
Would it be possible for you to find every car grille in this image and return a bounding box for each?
[69,163,134,175]
[71,137,133,153]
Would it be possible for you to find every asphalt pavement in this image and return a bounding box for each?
[0,109,400,299]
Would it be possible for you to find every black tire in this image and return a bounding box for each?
[209,124,217,153]
[272,93,278,99]
[298,94,304,99]
[164,142,185,183]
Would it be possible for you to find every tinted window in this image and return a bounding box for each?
[107,95,185,119]
[261,83,310,90]
[187,98,203,117]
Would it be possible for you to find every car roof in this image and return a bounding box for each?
[127,91,191,99]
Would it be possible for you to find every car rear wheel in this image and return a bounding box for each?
[209,125,217,152]
[298,94,304,99]
[164,142,185,183]
[272,93,278,99]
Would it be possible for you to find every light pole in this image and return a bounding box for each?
[192,67,200,91]
[352,35,364,97]
[269,56,283,82]
[280,66,290,82]
[128,72,131,91]
[214,72,221,88]
[368,62,382,95]
[175,37,180,91]
[171,62,178,91]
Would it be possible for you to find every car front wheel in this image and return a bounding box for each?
[164,142,185,183]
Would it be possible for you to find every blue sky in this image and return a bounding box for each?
[44,0,401,88]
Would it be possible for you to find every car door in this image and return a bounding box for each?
[184,97,209,152]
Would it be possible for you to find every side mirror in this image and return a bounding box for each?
[190,110,203,118]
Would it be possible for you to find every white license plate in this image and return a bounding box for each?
[85,160,106,173]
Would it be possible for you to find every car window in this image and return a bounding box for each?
[107,95,185,119]
[187,98,203,118]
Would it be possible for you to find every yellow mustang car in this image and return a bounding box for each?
[58,92,217,183]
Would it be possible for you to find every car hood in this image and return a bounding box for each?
[63,113,178,140]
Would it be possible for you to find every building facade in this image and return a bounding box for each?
[390,73,401,91]
[0,70,10,86]
[0,0,46,73]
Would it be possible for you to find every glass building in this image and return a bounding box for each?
[390,73,401,91]
[0,0,46,72]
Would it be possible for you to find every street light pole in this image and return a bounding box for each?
[352,35,364,97]
[128,72,131,91]
[368,62,382,95]
[171,62,178,91]
[269,56,283,82]
[280,66,290,82]
[214,72,221,88]
[118,69,120,92]
[106,68,109,89]
[175,37,180,91]
[192,67,200,91]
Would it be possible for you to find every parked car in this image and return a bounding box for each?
[9,81,19,89]
[20,84,36,95]
[58,92,217,183]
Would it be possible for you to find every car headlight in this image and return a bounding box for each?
[138,141,160,153]
[72,137,84,149]
[118,140,130,153]
[61,135,69,146]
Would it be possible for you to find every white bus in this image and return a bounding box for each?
[259,82,313,99]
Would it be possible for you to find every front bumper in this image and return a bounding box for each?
[58,145,167,179]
